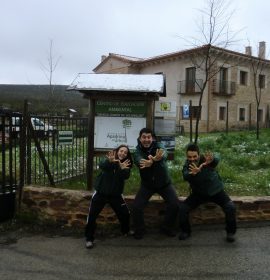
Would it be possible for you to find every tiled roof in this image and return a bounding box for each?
[134,45,210,64]
[93,44,270,71]
[132,44,270,65]
[108,53,143,62]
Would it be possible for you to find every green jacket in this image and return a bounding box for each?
[94,158,130,196]
[182,155,224,196]
[134,141,171,190]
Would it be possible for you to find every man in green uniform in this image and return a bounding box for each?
[132,128,179,239]
[179,143,237,242]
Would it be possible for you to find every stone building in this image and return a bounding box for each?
[93,43,270,132]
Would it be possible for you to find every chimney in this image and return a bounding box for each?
[258,41,266,59]
[101,55,107,62]
[245,46,252,56]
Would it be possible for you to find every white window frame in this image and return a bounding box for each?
[217,102,227,121]
[238,67,250,86]
[258,74,266,89]
[257,108,265,122]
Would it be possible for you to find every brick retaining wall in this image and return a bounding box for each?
[22,186,270,229]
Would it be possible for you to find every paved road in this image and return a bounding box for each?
[0,222,270,280]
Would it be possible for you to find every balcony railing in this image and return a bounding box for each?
[212,79,236,96]
[177,79,203,94]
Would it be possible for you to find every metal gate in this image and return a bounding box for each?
[0,107,89,221]
[0,109,21,222]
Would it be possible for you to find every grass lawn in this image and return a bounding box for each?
[57,129,270,196]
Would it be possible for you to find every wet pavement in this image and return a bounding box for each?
[0,222,270,280]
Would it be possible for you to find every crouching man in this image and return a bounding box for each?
[132,128,179,239]
[179,143,237,242]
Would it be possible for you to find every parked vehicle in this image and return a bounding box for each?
[11,117,55,138]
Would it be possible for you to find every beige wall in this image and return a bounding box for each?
[95,57,130,73]
[175,56,270,132]
[210,60,270,131]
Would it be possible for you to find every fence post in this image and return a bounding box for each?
[87,99,95,190]
[189,100,192,142]
[26,112,32,185]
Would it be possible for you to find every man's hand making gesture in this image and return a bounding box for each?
[139,149,164,169]
[188,151,214,175]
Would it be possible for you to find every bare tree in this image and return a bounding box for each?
[39,39,61,115]
[181,0,240,143]
[251,55,264,140]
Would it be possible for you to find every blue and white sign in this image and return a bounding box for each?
[183,104,189,119]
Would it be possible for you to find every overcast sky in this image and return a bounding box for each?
[1,0,270,85]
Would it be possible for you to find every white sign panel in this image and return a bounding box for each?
[94,117,146,149]
[154,119,176,135]
[58,131,73,145]
[154,100,177,117]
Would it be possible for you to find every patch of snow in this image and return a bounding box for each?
[67,73,165,93]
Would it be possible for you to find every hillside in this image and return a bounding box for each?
[0,84,88,115]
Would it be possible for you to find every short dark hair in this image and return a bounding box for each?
[139,127,153,138]
[186,143,200,154]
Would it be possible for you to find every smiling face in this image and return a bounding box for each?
[117,146,129,160]
[187,150,199,164]
[139,132,153,148]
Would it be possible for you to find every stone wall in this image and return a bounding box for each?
[22,186,270,229]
